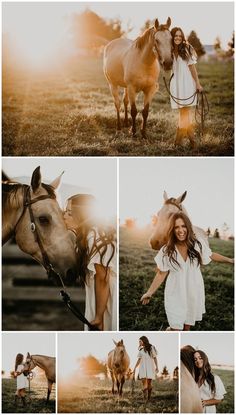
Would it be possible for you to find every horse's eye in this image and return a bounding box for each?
[38,216,50,225]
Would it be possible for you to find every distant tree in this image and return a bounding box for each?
[173,366,179,380]
[206,227,211,237]
[227,32,234,57]
[161,365,169,376]
[214,36,222,53]
[213,228,220,239]
[2,370,5,376]
[187,31,205,57]
[140,19,152,34]
[79,355,107,377]
[124,218,137,229]
[221,222,229,239]
[69,9,126,51]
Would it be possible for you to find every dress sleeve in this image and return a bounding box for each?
[87,230,115,273]
[137,350,142,359]
[214,375,227,399]
[187,46,197,65]
[197,237,212,265]
[154,247,170,272]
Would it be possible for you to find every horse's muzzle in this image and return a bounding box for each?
[162,60,173,71]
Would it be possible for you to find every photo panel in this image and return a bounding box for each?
[180,332,234,413]
[1,332,56,413]
[2,2,234,157]
[119,157,234,331]
[57,332,179,413]
[2,157,117,331]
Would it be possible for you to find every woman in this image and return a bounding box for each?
[133,336,158,401]
[141,212,234,331]
[14,353,27,407]
[64,193,117,331]
[170,27,203,147]
[194,350,226,412]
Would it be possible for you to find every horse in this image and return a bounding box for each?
[107,339,130,396]
[180,346,203,413]
[23,353,55,404]
[2,166,78,284]
[103,18,173,139]
[150,190,208,250]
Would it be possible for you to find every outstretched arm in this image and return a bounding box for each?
[188,64,203,92]
[140,268,169,305]
[202,398,223,408]
[211,252,234,264]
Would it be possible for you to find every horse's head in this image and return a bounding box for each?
[153,17,173,71]
[113,339,126,369]
[14,166,78,283]
[22,352,35,375]
[150,190,187,250]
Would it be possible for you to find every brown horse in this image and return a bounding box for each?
[180,346,203,413]
[2,166,77,283]
[150,190,208,250]
[104,18,173,138]
[23,353,55,403]
[107,339,130,396]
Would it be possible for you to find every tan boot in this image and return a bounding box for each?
[187,124,196,148]
[174,128,186,146]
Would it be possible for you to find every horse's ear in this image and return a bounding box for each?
[113,340,117,346]
[31,166,41,192]
[26,352,30,358]
[176,191,187,204]
[120,339,123,345]
[154,19,159,30]
[50,171,64,190]
[166,17,171,29]
[163,190,168,201]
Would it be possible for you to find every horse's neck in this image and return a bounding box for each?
[2,195,25,244]
[141,43,156,66]
[32,355,47,370]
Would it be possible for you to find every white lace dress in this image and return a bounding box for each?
[16,364,27,390]
[154,237,212,329]
[137,346,157,380]
[199,374,226,413]
[84,229,117,331]
[170,53,197,109]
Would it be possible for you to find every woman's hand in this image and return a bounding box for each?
[196,83,203,92]
[140,292,152,305]
[201,399,207,407]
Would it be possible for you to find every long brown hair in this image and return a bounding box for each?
[139,336,156,357]
[171,27,196,61]
[15,353,24,371]
[163,212,202,269]
[194,350,216,393]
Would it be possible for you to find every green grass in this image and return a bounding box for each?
[212,369,234,413]
[58,377,178,413]
[2,56,234,156]
[119,228,234,331]
[2,378,55,413]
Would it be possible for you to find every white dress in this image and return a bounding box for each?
[84,229,117,331]
[154,237,212,329]
[138,346,157,380]
[170,53,197,109]
[16,364,27,390]
[199,374,226,413]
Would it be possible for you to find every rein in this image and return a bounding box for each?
[14,184,100,331]
[163,74,209,136]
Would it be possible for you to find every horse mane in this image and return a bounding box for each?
[135,27,154,50]
[181,346,196,377]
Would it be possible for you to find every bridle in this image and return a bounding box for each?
[165,198,183,211]
[14,184,100,331]
[14,184,57,274]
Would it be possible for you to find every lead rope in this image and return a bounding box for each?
[163,74,209,136]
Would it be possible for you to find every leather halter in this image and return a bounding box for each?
[15,185,56,273]
[165,199,183,211]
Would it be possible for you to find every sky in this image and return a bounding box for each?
[2,333,56,376]
[180,332,234,367]
[2,1,234,66]
[58,332,179,379]
[2,157,117,222]
[119,158,234,234]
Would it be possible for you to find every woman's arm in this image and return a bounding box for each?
[202,398,223,408]
[188,64,203,92]
[153,357,159,372]
[140,268,169,304]
[91,264,110,330]
[210,252,234,264]
[133,358,142,377]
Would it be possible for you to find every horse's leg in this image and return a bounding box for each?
[127,85,137,137]
[110,84,121,131]
[110,371,115,394]
[46,380,52,404]
[116,378,120,395]
[141,85,156,139]
[120,376,125,396]
[123,88,129,127]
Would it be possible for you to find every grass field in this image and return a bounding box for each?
[2,377,55,413]
[119,227,234,331]
[2,56,234,156]
[58,377,178,413]
[212,369,234,413]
